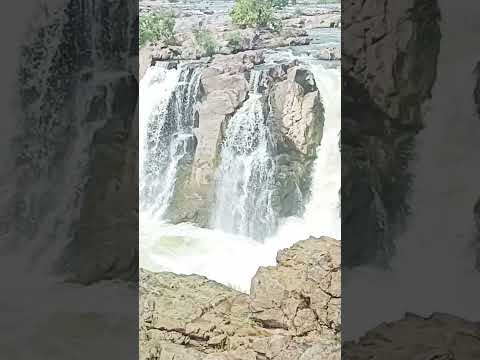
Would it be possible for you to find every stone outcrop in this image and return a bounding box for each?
[342,0,441,266]
[272,67,324,158]
[165,52,324,227]
[343,313,480,359]
[140,237,341,360]
[250,239,340,335]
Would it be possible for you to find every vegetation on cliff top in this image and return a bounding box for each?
[139,11,176,47]
[230,0,282,30]
[193,29,218,57]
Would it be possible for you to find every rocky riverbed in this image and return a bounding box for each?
[140,237,341,360]
[139,0,340,76]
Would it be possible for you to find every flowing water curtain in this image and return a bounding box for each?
[214,70,279,239]
[13,0,138,273]
[140,65,202,219]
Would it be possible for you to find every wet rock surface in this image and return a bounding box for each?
[163,51,324,227]
[342,0,441,266]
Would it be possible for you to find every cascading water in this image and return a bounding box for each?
[302,64,341,239]
[140,64,202,219]
[140,61,341,291]
[140,0,340,295]
[0,1,138,358]
[343,0,480,340]
[213,70,278,239]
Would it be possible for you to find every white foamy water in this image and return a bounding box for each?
[140,63,341,292]
[0,2,138,357]
[343,0,480,340]
[140,64,201,218]
[214,70,278,239]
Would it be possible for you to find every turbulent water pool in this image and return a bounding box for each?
[140,1,341,292]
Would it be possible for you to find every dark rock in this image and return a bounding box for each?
[342,0,441,266]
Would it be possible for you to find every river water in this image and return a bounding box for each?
[139,13,341,291]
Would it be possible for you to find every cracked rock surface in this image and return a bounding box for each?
[140,237,340,360]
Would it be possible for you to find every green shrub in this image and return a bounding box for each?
[139,11,176,48]
[194,30,218,57]
[230,0,281,30]
[226,32,244,52]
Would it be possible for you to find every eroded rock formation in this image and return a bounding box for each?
[162,51,324,229]
[342,0,441,266]
[140,237,341,360]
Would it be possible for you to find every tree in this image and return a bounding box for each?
[139,11,176,48]
[230,0,281,30]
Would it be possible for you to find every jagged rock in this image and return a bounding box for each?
[315,47,341,61]
[140,46,153,80]
[250,238,341,335]
[271,67,324,158]
[342,0,441,266]
[343,313,480,359]
[140,238,341,360]
[166,53,255,225]
[255,29,311,50]
[167,52,324,227]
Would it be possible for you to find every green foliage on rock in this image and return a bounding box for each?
[193,30,218,57]
[139,11,176,48]
[230,0,282,30]
[226,32,244,52]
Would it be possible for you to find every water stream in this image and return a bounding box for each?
[140,65,202,218]
[213,70,278,239]
[343,0,480,340]
[140,60,341,292]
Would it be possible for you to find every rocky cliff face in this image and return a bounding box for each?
[342,0,441,266]
[161,52,324,229]
[11,0,138,282]
[344,313,480,359]
[140,237,340,360]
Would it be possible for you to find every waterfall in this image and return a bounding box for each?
[1,1,138,357]
[139,64,202,219]
[343,0,480,340]
[140,62,341,292]
[303,64,341,239]
[213,70,278,239]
